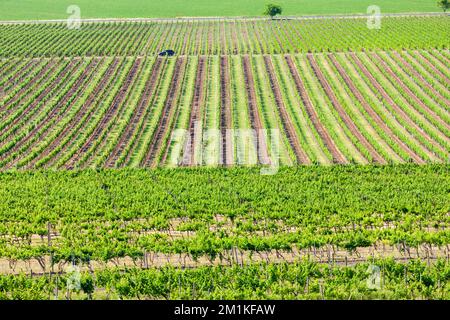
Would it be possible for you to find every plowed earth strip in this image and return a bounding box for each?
[105,58,164,168]
[183,56,206,166]
[285,55,346,164]
[220,56,233,166]
[231,22,239,55]
[251,22,265,53]
[263,56,310,164]
[64,59,142,169]
[160,61,190,166]
[220,22,227,54]
[242,55,271,165]
[307,54,386,164]
[328,54,419,163]
[142,57,187,167]
[0,59,24,79]
[26,59,121,169]
[207,23,214,55]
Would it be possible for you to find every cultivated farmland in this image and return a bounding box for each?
[0,14,449,300]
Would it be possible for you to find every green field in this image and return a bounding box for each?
[1,0,449,301]
[0,0,441,20]
[0,165,449,299]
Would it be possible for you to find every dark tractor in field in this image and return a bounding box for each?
[159,49,175,57]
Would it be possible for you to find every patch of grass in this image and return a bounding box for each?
[0,0,441,21]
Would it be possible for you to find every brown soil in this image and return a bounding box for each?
[183,56,207,166]
[0,60,77,142]
[220,21,227,54]
[1,59,38,97]
[1,244,448,275]
[393,51,450,107]
[242,55,271,165]
[81,59,147,169]
[414,51,450,85]
[142,57,187,167]
[219,56,233,166]
[231,21,239,55]
[0,59,57,117]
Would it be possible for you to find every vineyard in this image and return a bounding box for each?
[1,50,450,169]
[0,15,449,300]
[0,166,449,299]
[1,16,449,57]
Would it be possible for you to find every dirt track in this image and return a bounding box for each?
[0,60,76,142]
[393,51,450,107]
[372,52,450,135]
[264,55,310,164]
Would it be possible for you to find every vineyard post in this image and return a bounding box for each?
[447,246,449,263]
[55,276,59,300]
[143,250,148,268]
[178,273,181,297]
[319,280,325,300]
[48,222,54,276]
[305,276,309,294]
[404,266,408,287]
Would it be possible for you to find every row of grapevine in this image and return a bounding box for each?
[0,17,448,57]
[0,165,448,271]
[1,259,448,300]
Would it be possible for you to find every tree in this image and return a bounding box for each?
[438,0,450,12]
[264,4,283,19]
